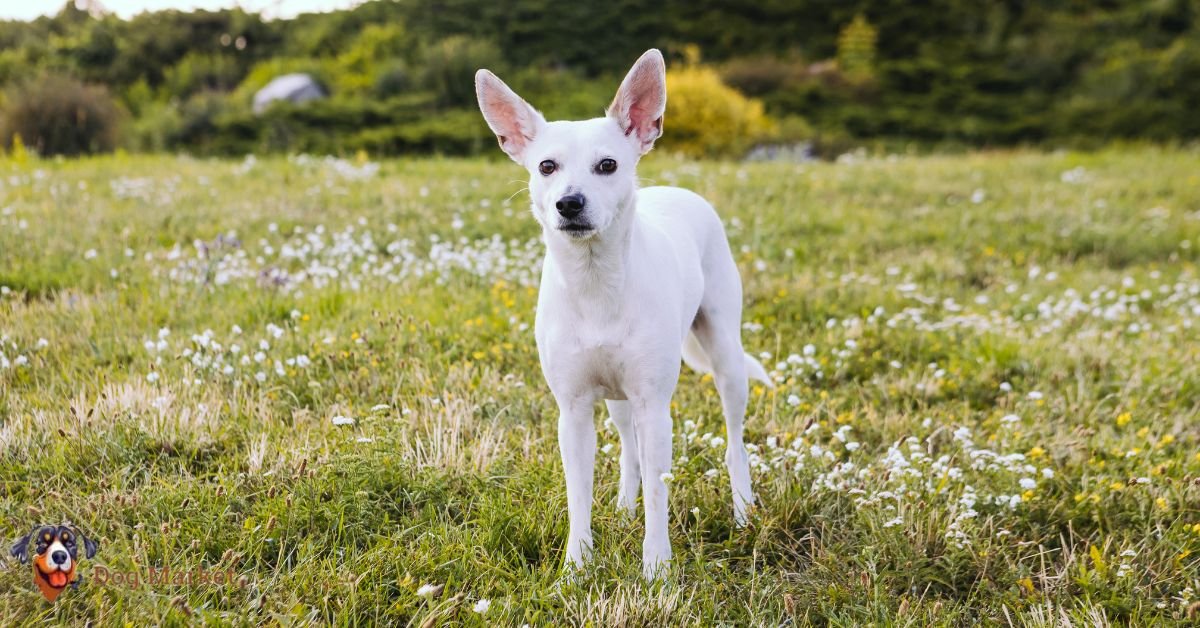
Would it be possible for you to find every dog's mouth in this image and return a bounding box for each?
[557,222,596,238]
[36,564,70,589]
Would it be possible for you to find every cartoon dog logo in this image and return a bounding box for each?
[10,524,99,602]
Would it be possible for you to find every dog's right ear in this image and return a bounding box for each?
[475,69,546,165]
[9,528,35,564]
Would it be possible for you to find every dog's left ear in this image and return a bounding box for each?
[78,531,99,559]
[608,49,667,155]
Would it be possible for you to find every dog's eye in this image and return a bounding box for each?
[538,160,557,176]
[61,532,71,542]
[595,158,617,175]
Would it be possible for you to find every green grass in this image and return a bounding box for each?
[1,147,1199,625]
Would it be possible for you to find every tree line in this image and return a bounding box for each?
[1,0,1197,157]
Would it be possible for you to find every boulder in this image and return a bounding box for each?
[252,73,326,114]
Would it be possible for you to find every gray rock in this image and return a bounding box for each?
[252,74,326,114]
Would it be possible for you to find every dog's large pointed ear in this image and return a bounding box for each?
[475,69,546,165]
[9,528,35,564]
[607,49,667,155]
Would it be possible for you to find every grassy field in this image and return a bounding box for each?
[1,147,1199,625]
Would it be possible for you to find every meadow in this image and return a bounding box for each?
[1,147,1199,625]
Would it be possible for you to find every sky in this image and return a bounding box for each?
[0,0,364,21]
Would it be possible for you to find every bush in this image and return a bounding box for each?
[662,65,775,158]
[1,74,123,156]
[836,14,878,83]
[418,36,504,108]
[720,55,805,97]
[126,100,183,152]
[372,60,412,98]
[334,23,412,95]
[201,95,490,156]
[505,67,613,122]
[163,53,246,100]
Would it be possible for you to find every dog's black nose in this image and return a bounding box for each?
[51,550,68,565]
[555,193,586,218]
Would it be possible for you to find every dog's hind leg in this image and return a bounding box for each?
[606,399,640,515]
[692,307,756,527]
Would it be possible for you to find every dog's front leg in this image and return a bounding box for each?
[635,399,673,580]
[558,399,596,569]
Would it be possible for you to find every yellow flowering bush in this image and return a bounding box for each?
[662,65,775,158]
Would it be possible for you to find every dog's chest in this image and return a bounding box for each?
[537,303,647,400]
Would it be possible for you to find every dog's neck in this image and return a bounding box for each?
[542,195,636,309]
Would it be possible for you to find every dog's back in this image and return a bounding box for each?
[636,186,732,275]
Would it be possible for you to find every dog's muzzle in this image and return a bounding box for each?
[557,220,596,237]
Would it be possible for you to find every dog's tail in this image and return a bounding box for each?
[682,332,774,387]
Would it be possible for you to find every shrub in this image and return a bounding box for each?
[417,36,504,108]
[1,74,123,156]
[505,67,613,122]
[174,91,244,151]
[126,100,183,152]
[334,23,412,95]
[203,95,489,156]
[163,52,246,100]
[837,14,878,83]
[720,55,805,97]
[662,65,775,158]
[372,60,412,98]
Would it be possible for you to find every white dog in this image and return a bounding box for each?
[475,49,771,580]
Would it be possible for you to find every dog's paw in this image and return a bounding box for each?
[641,558,671,583]
[732,491,756,528]
[554,563,584,592]
[734,510,750,528]
[641,541,671,582]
